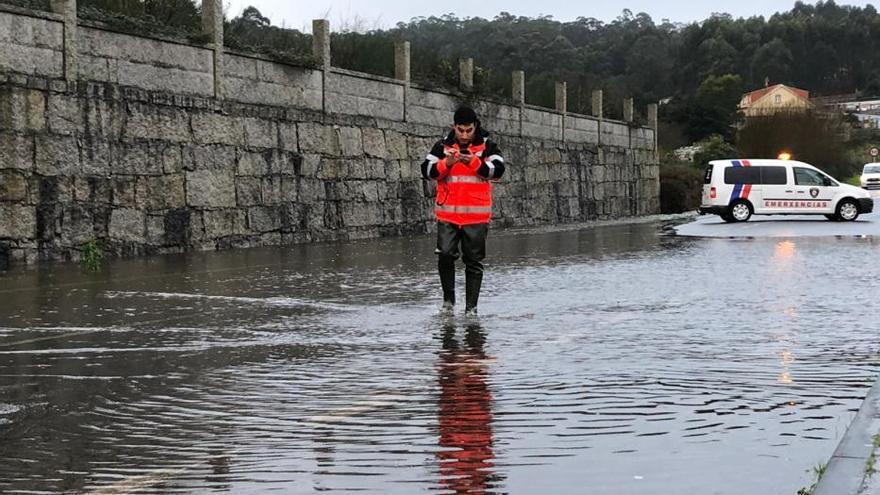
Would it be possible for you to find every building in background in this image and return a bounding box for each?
[739,84,812,117]
[823,98,880,128]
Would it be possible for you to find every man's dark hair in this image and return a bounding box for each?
[454,106,478,125]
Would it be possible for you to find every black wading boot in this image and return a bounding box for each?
[439,255,456,312]
[464,271,482,316]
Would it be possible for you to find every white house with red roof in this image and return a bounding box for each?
[738,84,812,117]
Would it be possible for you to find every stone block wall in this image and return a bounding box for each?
[77,27,214,96]
[326,69,404,121]
[223,53,323,110]
[0,7,63,78]
[0,5,659,267]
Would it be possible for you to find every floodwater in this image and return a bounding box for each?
[1,219,879,494]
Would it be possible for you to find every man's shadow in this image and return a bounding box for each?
[435,318,502,494]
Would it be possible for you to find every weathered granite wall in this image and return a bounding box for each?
[0,4,659,267]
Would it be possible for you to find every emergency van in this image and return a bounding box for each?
[699,159,874,222]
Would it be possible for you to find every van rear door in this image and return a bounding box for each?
[701,164,714,205]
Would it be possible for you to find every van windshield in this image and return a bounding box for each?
[864,165,880,174]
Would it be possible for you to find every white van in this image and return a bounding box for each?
[699,159,874,222]
[860,163,880,189]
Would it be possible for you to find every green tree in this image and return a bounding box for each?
[224,6,312,63]
[240,6,270,27]
[750,38,794,86]
[737,110,853,178]
[693,134,737,166]
[681,74,744,141]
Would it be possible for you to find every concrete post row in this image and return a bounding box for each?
[41,3,656,141]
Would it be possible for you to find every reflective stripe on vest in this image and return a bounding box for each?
[435,204,493,214]
[441,176,487,184]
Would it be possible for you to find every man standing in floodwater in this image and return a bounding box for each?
[420,107,505,315]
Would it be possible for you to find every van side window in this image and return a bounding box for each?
[724,166,761,184]
[760,166,787,185]
[794,167,827,186]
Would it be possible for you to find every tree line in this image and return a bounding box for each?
[10,0,876,152]
[60,0,880,145]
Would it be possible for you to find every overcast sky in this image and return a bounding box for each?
[224,0,876,32]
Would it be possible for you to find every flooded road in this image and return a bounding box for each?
[1,220,879,494]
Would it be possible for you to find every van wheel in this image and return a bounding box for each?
[730,200,752,222]
[836,199,860,221]
[721,213,735,222]
[824,214,840,221]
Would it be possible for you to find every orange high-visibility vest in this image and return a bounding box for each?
[435,142,493,226]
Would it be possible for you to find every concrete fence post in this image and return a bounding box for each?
[394,41,410,82]
[555,81,567,113]
[312,19,331,68]
[591,90,603,119]
[512,70,525,104]
[512,70,525,136]
[394,41,410,121]
[201,0,223,98]
[459,58,473,91]
[50,0,77,82]
[647,103,658,130]
[624,97,634,123]
[313,19,331,114]
[647,103,659,157]
[556,81,567,141]
[592,89,603,147]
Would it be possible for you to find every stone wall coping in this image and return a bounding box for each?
[523,103,639,129]
[328,66,404,87]
[0,2,62,23]
[223,48,315,71]
[77,19,212,51]
[408,81,520,110]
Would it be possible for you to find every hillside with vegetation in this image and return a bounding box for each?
[5,0,879,210]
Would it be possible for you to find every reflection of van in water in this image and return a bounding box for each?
[700,159,873,222]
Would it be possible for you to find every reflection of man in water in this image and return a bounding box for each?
[437,321,498,494]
